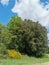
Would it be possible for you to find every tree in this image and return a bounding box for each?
[0,23,11,54]
[7,16,22,50]
[7,17,48,57]
[17,20,48,57]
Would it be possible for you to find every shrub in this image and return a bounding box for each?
[0,43,6,54]
[7,50,22,59]
[0,53,7,58]
[0,54,3,58]
[43,54,49,58]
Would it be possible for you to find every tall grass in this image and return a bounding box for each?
[0,55,49,65]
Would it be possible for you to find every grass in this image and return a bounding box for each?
[0,55,49,65]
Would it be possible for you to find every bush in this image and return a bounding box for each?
[0,54,3,58]
[0,43,6,54]
[43,54,49,58]
[7,50,22,59]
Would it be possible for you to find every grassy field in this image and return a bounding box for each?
[0,55,49,65]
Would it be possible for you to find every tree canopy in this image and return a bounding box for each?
[0,16,48,57]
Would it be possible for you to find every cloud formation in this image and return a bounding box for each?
[0,0,9,6]
[47,33,49,40]
[11,0,49,28]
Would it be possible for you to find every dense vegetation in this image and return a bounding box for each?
[0,16,48,57]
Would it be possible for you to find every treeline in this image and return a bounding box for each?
[0,16,48,57]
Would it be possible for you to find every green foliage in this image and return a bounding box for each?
[0,53,3,58]
[8,16,22,31]
[0,24,11,55]
[17,20,47,57]
[0,16,48,57]
[43,54,49,58]
[7,16,22,50]
[0,43,6,54]
[0,24,11,45]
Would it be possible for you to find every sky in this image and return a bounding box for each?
[0,0,49,39]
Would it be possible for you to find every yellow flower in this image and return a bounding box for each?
[7,50,22,59]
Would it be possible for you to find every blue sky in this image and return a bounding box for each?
[0,0,17,25]
[0,0,48,25]
[0,0,49,38]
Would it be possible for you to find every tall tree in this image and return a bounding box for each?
[7,17,48,57]
[7,16,22,50]
[0,23,11,54]
[17,20,48,57]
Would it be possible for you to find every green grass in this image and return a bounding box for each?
[0,55,49,65]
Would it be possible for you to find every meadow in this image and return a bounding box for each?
[0,55,49,65]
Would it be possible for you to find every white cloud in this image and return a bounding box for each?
[0,0,9,6]
[47,33,49,40]
[11,0,49,28]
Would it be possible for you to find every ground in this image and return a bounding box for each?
[0,55,49,65]
[33,62,49,65]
